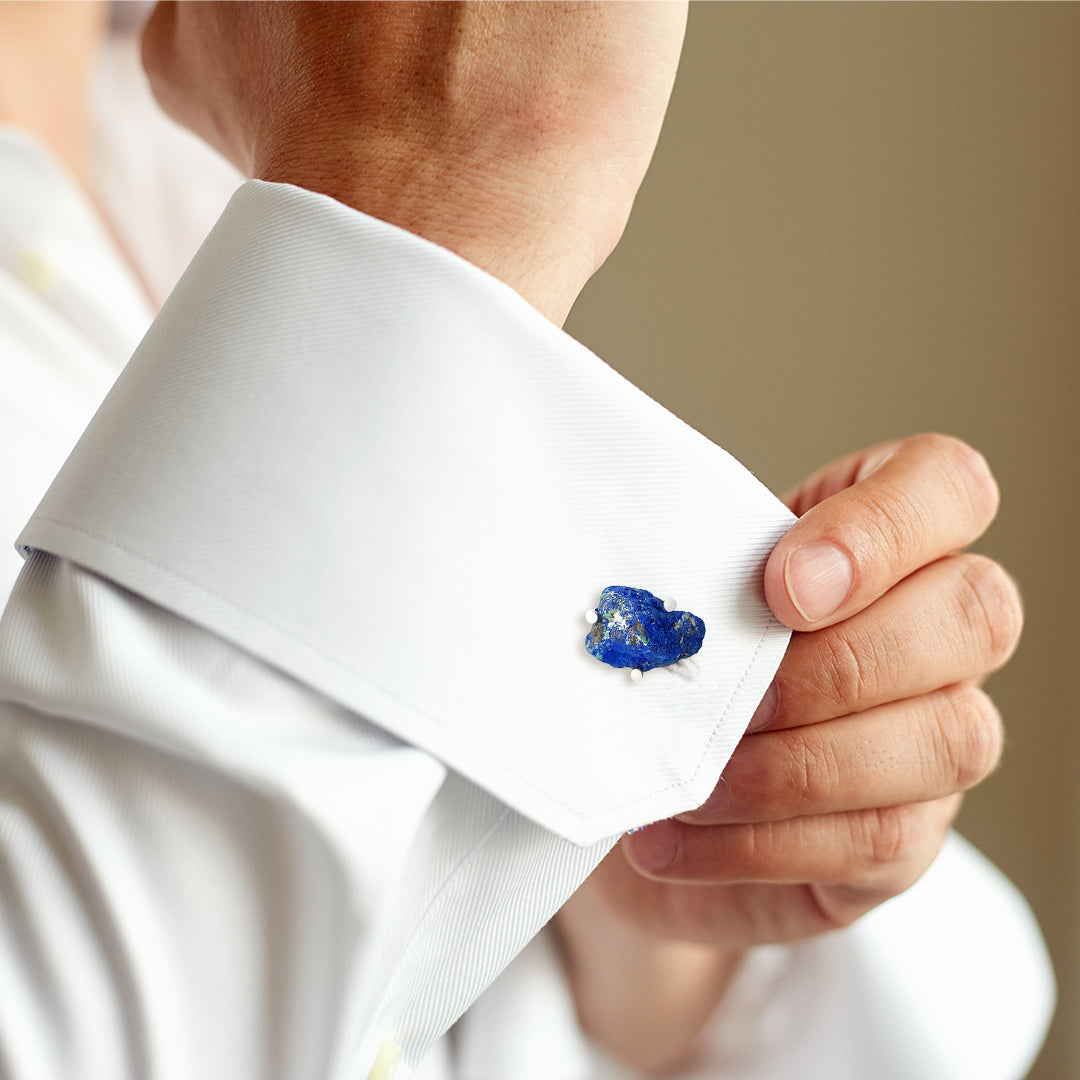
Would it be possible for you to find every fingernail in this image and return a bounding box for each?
[624,819,679,872]
[785,543,853,622]
[746,681,778,733]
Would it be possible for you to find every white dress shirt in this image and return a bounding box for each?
[0,38,1055,1080]
[3,162,793,1078]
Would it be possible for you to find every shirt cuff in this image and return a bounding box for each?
[19,179,793,844]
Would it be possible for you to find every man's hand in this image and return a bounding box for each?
[558,434,1020,1071]
[141,0,687,324]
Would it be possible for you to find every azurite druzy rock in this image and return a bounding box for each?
[586,586,705,672]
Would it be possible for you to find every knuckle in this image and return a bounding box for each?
[954,554,1024,669]
[808,884,867,932]
[725,822,771,876]
[940,687,1004,791]
[783,732,841,814]
[851,435,999,572]
[818,622,906,713]
[817,630,869,712]
[851,468,937,574]
[923,433,1000,529]
[863,805,917,868]
[855,489,923,572]
[821,803,956,924]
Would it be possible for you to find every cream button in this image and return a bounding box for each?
[365,1041,403,1080]
[14,249,60,294]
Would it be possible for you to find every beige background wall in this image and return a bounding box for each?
[566,4,1080,1077]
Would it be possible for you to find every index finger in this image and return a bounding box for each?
[764,434,1000,631]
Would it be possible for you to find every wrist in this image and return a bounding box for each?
[142,2,686,325]
[255,131,596,326]
[556,879,743,1074]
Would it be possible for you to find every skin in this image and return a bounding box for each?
[122,4,1026,1072]
[141,0,689,325]
[558,434,1016,1070]
[0,0,108,187]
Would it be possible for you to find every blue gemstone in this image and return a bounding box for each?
[586,586,705,672]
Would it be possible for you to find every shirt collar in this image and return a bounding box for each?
[19,180,792,845]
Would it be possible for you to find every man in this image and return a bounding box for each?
[0,3,1052,1077]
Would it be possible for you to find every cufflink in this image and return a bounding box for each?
[585,586,705,679]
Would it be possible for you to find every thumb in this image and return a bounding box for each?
[764,434,999,631]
